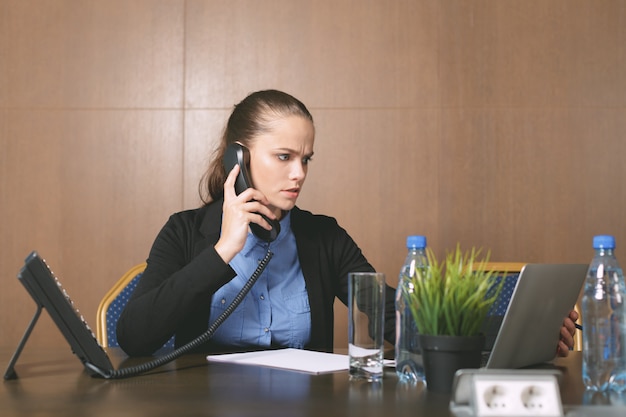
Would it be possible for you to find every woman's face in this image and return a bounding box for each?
[248,115,315,219]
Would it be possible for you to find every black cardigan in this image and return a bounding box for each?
[116,201,397,356]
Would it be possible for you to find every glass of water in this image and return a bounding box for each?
[348,272,386,382]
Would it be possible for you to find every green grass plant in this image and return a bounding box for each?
[405,244,505,337]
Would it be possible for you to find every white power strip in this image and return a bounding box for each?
[450,369,563,417]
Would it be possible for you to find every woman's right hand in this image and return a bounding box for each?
[214,165,277,263]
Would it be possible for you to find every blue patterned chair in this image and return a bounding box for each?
[475,262,525,350]
[482,262,525,317]
[96,263,174,349]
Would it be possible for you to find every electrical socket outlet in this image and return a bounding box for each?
[450,369,564,417]
[473,378,562,416]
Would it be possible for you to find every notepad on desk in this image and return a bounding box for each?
[206,348,350,374]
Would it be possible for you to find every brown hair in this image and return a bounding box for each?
[199,90,314,204]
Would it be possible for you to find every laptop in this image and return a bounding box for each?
[482,263,588,369]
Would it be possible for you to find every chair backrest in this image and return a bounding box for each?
[480,262,525,317]
[472,262,525,350]
[573,303,582,351]
[96,263,174,349]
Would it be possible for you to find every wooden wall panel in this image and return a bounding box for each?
[0,109,184,347]
[1,0,187,348]
[439,108,626,264]
[1,1,625,352]
[2,0,184,108]
[183,110,230,208]
[438,1,626,265]
[0,7,7,106]
[439,1,625,107]
[184,0,439,108]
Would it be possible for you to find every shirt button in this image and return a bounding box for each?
[260,295,265,300]
[264,328,269,333]
[221,299,226,305]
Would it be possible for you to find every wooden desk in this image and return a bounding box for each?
[0,347,604,417]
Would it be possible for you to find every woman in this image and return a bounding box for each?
[116,89,396,356]
[116,89,578,357]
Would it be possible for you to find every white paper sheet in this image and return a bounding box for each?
[206,348,350,374]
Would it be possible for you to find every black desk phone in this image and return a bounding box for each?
[5,144,280,380]
[222,143,280,242]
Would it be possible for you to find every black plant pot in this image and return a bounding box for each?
[419,334,485,393]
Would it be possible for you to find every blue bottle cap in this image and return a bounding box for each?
[593,235,615,250]
[407,235,427,249]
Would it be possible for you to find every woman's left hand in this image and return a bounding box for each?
[556,309,579,357]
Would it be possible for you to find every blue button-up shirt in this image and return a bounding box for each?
[209,211,312,348]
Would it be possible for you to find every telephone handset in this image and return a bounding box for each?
[223,143,280,242]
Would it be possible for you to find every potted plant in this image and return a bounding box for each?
[404,244,505,392]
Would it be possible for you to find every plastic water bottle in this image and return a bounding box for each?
[395,235,428,383]
[582,235,626,392]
